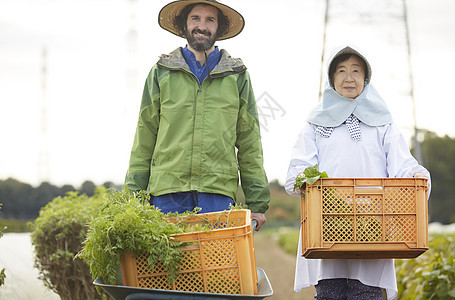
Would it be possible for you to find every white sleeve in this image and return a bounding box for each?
[384,124,431,196]
[285,122,319,196]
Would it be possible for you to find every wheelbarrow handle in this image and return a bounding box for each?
[125,292,232,300]
[252,219,258,231]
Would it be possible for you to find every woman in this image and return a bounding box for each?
[285,45,431,299]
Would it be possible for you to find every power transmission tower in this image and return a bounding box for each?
[318,0,422,163]
[125,0,139,118]
[402,0,422,163]
[38,47,50,183]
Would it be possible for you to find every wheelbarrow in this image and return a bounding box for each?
[93,219,273,299]
[94,268,272,300]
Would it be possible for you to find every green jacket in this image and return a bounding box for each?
[125,47,270,213]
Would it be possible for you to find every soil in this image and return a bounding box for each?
[254,232,316,300]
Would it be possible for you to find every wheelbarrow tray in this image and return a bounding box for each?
[94,268,273,300]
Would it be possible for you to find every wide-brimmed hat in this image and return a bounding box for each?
[158,0,245,41]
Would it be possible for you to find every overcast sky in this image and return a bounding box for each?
[1,0,454,188]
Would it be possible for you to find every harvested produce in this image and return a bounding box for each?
[294,164,329,199]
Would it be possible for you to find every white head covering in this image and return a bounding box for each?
[307,45,393,127]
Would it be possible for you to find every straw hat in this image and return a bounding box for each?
[158,0,245,41]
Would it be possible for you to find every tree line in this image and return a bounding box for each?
[0,179,118,220]
[417,130,455,224]
[0,130,454,224]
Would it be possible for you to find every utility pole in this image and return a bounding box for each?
[318,0,329,102]
[403,0,422,163]
[125,0,139,118]
[38,47,50,183]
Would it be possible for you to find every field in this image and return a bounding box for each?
[254,231,316,299]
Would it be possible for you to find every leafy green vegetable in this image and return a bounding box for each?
[76,189,245,287]
[76,188,193,286]
[293,164,329,199]
[396,234,455,299]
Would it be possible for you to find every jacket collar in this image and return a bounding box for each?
[157,47,246,75]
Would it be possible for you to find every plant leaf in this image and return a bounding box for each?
[293,164,329,193]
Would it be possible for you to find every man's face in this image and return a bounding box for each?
[184,4,219,52]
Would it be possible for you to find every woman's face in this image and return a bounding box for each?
[332,55,366,99]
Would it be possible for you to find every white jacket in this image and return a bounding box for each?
[285,45,431,300]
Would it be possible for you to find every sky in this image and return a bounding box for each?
[1,0,454,188]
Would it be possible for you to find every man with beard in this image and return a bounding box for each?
[125,0,270,230]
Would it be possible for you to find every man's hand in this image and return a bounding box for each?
[251,212,266,231]
[413,173,425,178]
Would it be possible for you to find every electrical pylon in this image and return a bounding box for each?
[318,0,422,163]
[38,47,50,183]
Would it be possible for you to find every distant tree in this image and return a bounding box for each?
[265,179,300,226]
[413,131,455,224]
[0,178,77,220]
[102,181,122,190]
[79,181,96,197]
[33,182,58,214]
[29,182,75,219]
[60,184,76,195]
[0,204,5,286]
[0,178,34,219]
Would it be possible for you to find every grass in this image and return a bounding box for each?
[0,218,29,232]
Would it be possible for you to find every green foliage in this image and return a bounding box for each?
[294,164,329,198]
[0,268,5,287]
[416,131,455,223]
[76,188,190,286]
[29,188,108,300]
[275,229,455,299]
[0,218,29,232]
[259,180,300,228]
[0,178,77,220]
[80,180,97,197]
[396,234,455,299]
[0,204,5,287]
[0,178,116,221]
[276,227,300,255]
[0,204,4,237]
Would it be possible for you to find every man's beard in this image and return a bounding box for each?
[184,29,217,52]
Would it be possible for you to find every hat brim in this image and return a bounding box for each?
[158,0,245,41]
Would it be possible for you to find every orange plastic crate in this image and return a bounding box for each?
[301,178,429,259]
[120,209,258,295]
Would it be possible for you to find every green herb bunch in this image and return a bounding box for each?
[294,164,329,199]
[76,188,187,286]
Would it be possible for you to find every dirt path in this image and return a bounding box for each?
[254,232,316,300]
